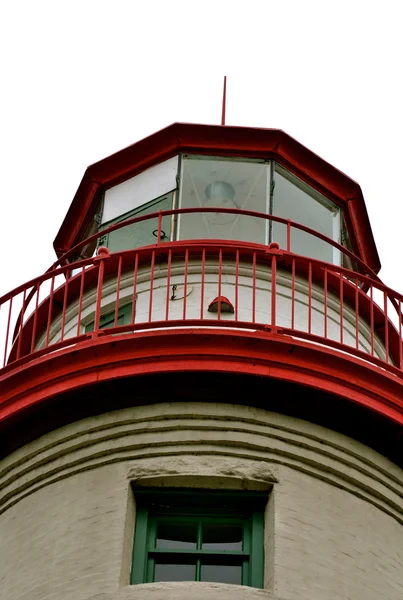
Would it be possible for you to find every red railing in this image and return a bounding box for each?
[0,208,402,378]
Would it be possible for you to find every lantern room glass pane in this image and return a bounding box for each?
[102,156,178,224]
[98,193,172,252]
[178,157,269,245]
[272,165,341,264]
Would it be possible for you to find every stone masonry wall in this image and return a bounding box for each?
[0,403,402,600]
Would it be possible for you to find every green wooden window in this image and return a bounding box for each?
[131,489,265,588]
[85,303,132,333]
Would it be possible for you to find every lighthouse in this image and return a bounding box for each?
[0,122,402,600]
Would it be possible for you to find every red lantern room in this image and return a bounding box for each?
[0,123,402,600]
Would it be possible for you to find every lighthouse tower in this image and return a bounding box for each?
[0,123,402,600]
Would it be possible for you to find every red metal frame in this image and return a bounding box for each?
[1,329,402,429]
[1,208,402,444]
[53,123,380,273]
[1,246,402,370]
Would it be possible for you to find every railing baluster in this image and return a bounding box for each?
[16,289,27,361]
[131,253,138,324]
[157,210,162,245]
[384,291,389,363]
[30,282,41,353]
[339,271,344,344]
[235,250,239,322]
[369,285,375,356]
[271,255,276,327]
[45,275,55,347]
[165,249,172,321]
[291,258,295,330]
[398,298,403,369]
[183,248,189,320]
[149,250,155,323]
[252,251,256,323]
[114,255,123,326]
[200,248,205,319]
[3,297,13,367]
[308,261,312,335]
[323,267,328,339]
[94,260,105,333]
[76,267,86,337]
[287,219,291,252]
[217,249,222,320]
[355,277,359,350]
[60,270,70,342]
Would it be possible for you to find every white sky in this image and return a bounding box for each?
[1,1,402,298]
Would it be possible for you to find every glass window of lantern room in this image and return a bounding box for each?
[177,156,270,245]
[102,156,179,224]
[271,165,341,264]
[98,156,178,252]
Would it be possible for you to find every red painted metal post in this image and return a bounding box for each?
[94,259,106,333]
[60,270,70,342]
[76,267,86,337]
[271,255,277,327]
[3,297,13,367]
[291,258,295,330]
[165,249,172,321]
[323,267,328,339]
[131,253,138,324]
[308,261,312,335]
[157,211,162,245]
[114,255,123,326]
[370,285,375,356]
[355,278,360,350]
[149,250,155,323]
[183,248,189,320]
[287,219,291,252]
[384,291,389,363]
[45,275,55,348]
[235,250,239,321]
[398,298,403,369]
[16,289,27,361]
[217,249,222,320]
[339,272,344,345]
[252,252,257,323]
[30,282,41,353]
[200,248,205,319]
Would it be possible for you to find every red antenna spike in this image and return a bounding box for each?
[221,76,227,126]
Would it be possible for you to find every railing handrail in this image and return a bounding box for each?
[2,235,403,311]
[1,216,402,378]
[51,206,380,281]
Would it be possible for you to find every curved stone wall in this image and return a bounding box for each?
[1,403,402,600]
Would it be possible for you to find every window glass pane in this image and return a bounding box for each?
[154,561,196,582]
[102,156,178,223]
[99,193,172,252]
[156,522,198,550]
[200,563,242,584]
[272,165,341,264]
[179,157,269,245]
[202,524,243,551]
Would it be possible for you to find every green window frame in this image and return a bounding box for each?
[131,489,265,588]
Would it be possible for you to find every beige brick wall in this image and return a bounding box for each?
[0,403,402,600]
